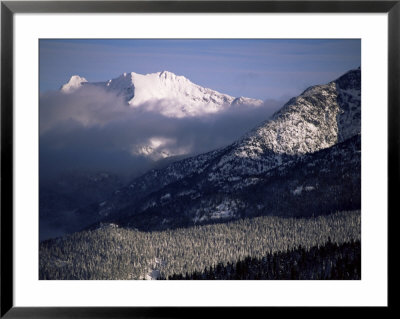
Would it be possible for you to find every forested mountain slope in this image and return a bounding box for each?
[40,211,360,280]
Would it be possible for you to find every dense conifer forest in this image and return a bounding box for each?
[166,240,361,280]
[39,211,360,280]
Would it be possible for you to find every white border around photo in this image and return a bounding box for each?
[14,12,387,307]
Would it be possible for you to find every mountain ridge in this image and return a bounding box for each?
[60,70,263,118]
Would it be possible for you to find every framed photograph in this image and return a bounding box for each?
[1,0,396,317]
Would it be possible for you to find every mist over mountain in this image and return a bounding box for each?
[40,71,282,180]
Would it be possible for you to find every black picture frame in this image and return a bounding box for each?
[1,1,396,317]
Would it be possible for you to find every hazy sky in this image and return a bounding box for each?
[39,39,360,100]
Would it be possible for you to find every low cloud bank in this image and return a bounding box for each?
[40,86,284,181]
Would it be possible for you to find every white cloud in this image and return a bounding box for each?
[39,86,283,178]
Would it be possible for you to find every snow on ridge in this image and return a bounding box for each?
[206,68,361,180]
[231,96,264,107]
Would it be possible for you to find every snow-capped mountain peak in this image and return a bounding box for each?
[60,75,88,93]
[60,71,264,118]
[126,70,236,116]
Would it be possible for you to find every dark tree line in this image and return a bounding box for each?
[165,240,361,280]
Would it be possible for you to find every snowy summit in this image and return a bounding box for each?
[60,71,263,118]
[60,75,88,93]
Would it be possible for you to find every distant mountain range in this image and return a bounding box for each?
[72,67,361,231]
[61,71,263,118]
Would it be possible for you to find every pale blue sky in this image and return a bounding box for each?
[40,39,360,100]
